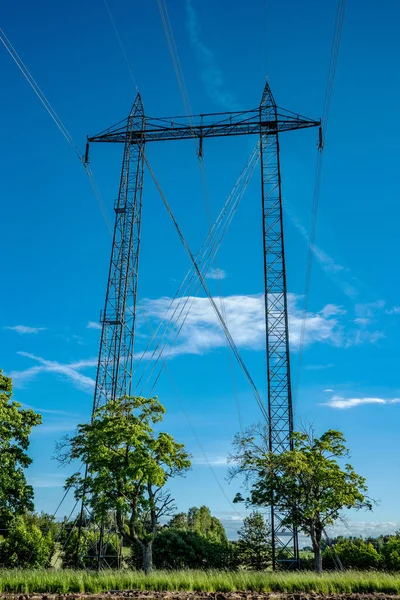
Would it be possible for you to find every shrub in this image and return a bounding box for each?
[129,528,236,570]
[323,537,381,570]
[0,516,54,567]
[381,537,400,570]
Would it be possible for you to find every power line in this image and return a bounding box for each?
[156,0,243,431]
[103,0,139,91]
[294,0,346,405]
[0,27,113,235]
[134,144,260,396]
[99,0,243,522]
[146,156,269,423]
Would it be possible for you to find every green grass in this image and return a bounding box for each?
[1,570,400,595]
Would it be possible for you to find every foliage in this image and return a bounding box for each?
[0,371,42,528]
[57,395,191,573]
[230,426,372,572]
[2,569,400,594]
[381,536,400,571]
[0,516,53,568]
[23,512,59,539]
[169,506,227,543]
[129,507,233,570]
[154,529,235,570]
[61,527,119,569]
[323,537,381,570]
[236,511,272,570]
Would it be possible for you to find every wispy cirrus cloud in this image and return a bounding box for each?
[305,363,334,371]
[87,321,102,330]
[27,473,67,488]
[386,306,400,315]
[11,352,97,393]
[5,325,46,335]
[20,403,81,417]
[205,268,227,280]
[323,394,400,410]
[193,454,228,467]
[185,0,240,110]
[141,292,380,359]
[285,206,359,298]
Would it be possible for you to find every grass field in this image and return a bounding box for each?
[0,570,400,595]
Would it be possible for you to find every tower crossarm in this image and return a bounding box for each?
[88,107,320,145]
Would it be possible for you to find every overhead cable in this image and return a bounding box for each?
[294,0,346,404]
[0,27,113,234]
[145,157,269,422]
[134,144,260,395]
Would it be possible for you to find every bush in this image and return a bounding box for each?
[323,538,381,570]
[129,528,236,570]
[0,516,54,567]
[381,537,400,570]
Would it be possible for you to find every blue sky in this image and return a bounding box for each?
[1,0,400,541]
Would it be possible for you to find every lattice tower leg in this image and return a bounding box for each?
[260,82,299,569]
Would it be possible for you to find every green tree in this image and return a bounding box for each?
[149,506,232,570]
[0,370,42,528]
[324,537,381,570]
[186,506,227,542]
[140,528,234,570]
[236,511,272,570]
[381,536,400,570]
[57,395,191,573]
[0,515,54,567]
[230,426,372,572]
[24,511,59,539]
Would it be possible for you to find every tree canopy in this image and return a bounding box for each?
[57,395,191,573]
[169,505,227,543]
[236,511,272,570]
[230,426,372,572]
[0,370,42,528]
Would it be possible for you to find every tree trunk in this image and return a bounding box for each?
[311,524,323,573]
[314,545,322,573]
[142,541,153,574]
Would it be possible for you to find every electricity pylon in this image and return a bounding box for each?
[82,80,319,569]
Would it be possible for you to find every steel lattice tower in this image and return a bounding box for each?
[82,80,319,569]
[93,95,145,411]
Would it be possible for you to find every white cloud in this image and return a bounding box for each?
[205,268,227,280]
[87,321,102,330]
[305,363,334,371]
[327,521,400,538]
[323,388,334,393]
[34,422,79,434]
[285,206,358,298]
[5,325,46,335]
[141,292,384,359]
[355,300,385,318]
[217,511,400,541]
[323,394,400,410]
[142,293,345,358]
[344,328,385,347]
[193,455,228,467]
[27,473,67,488]
[11,352,97,393]
[20,403,81,417]
[321,304,346,318]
